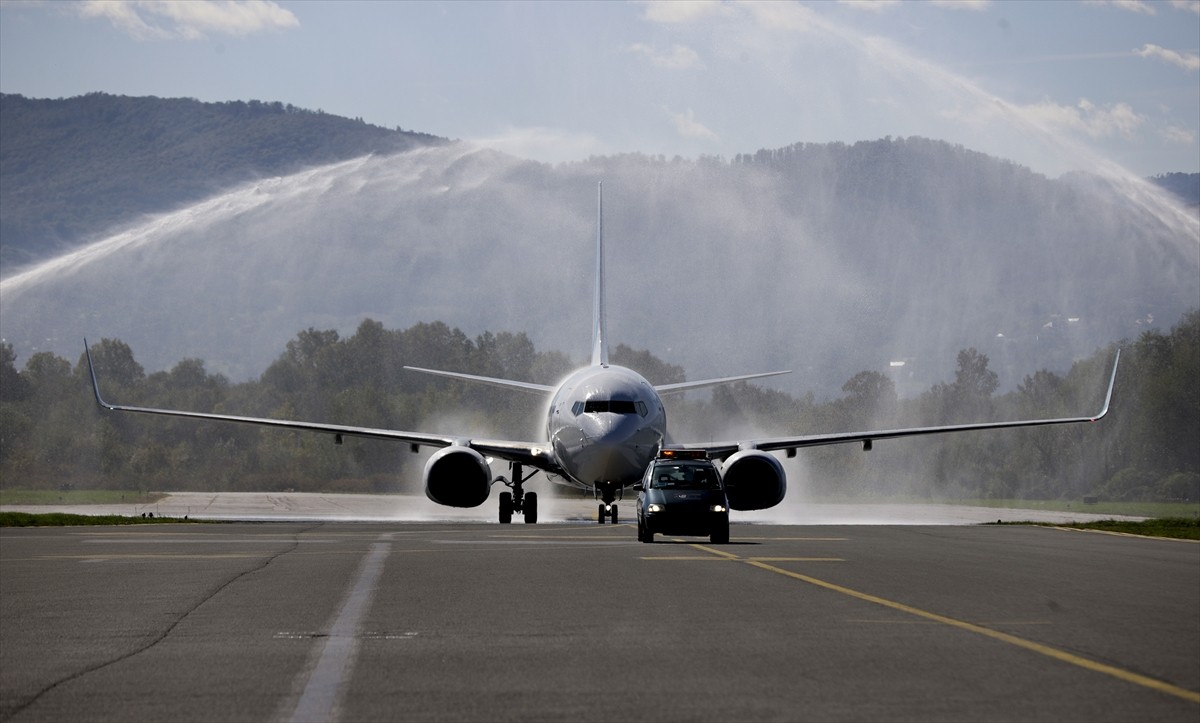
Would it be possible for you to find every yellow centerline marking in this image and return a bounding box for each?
[490,535,633,540]
[1050,527,1200,543]
[689,543,740,559]
[37,553,264,561]
[736,537,849,541]
[752,557,844,562]
[641,556,843,562]
[676,542,1198,705]
[849,619,1053,626]
[640,556,732,561]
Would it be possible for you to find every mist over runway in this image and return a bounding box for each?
[2,520,1196,722]
[0,490,1150,526]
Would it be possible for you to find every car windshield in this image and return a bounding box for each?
[650,464,721,490]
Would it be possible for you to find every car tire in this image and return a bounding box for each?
[710,517,729,544]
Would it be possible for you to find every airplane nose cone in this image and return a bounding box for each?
[577,413,658,483]
[581,412,637,444]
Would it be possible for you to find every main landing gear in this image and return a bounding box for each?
[498,463,537,524]
[595,482,619,524]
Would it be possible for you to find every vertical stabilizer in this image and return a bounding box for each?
[591,182,609,367]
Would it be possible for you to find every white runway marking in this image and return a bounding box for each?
[285,533,393,723]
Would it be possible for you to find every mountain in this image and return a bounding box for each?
[0,93,446,270]
[1149,172,1200,208]
[2,133,1195,398]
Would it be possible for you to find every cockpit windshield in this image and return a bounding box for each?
[572,399,649,417]
[650,463,722,490]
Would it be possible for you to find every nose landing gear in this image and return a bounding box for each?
[595,482,620,524]
[498,463,538,524]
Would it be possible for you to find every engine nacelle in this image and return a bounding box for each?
[423,446,492,508]
[721,450,786,511]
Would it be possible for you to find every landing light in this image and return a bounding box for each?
[710,504,727,513]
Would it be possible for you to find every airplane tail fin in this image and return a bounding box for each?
[591,182,609,368]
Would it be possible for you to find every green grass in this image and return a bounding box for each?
[0,511,206,527]
[1025,517,1200,540]
[807,495,1199,520]
[0,489,166,505]
[942,498,1200,519]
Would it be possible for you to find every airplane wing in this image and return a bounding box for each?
[655,370,792,395]
[674,351,1120,460]
[85,342,559,474]
[402,366,556,394]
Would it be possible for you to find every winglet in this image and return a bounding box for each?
[1092,349,1120,421]
[591,181,609,368]
[83,339,111,410]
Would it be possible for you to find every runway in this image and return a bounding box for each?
[2,520,1196,722]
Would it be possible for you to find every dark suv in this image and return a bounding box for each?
[637,450,730,543]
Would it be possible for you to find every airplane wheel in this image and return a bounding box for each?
[499,492,513,524]
[611,504,618,525]
[524,492,538,524]
[597,504,606,524]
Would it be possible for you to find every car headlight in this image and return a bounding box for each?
[647,503,664,513]
[710,504,727,513]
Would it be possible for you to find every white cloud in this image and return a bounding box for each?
[1088,0,1157,15]
[626,43,705,70]
[665,107,719,141]
[1171,0,1200,14]
[837,0,902,13]
[929,0,990,10]
[640,0,732,24]
[77,0,299,40]
[830,0,988,16]
[1135,44,1200,72]
[1022,98,1147,139]
[743,1,821,32]
[1161,126,1196,144]
[941,96,1148,142]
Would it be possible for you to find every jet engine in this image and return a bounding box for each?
[721,450,786,510]
[423,446,492,508]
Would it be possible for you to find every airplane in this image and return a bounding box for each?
[86,183,1120,527]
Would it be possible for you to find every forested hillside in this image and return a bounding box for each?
[0,93,446,270]
[1,310,1195,503]
[1150,172,1200,207]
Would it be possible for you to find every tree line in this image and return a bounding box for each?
[1,312,1196,502]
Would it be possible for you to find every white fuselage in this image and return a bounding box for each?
[546,364,667,490]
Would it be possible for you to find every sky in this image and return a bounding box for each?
[0,0,1198,178]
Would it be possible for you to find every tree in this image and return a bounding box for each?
[954,347,999,398]
[0,343,29,402]
[611,344,685,385]
[840,370,897,427]
[23,352,73,401]
[81,339,144,390]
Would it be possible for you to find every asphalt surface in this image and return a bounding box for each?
[1,521,1197,722]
